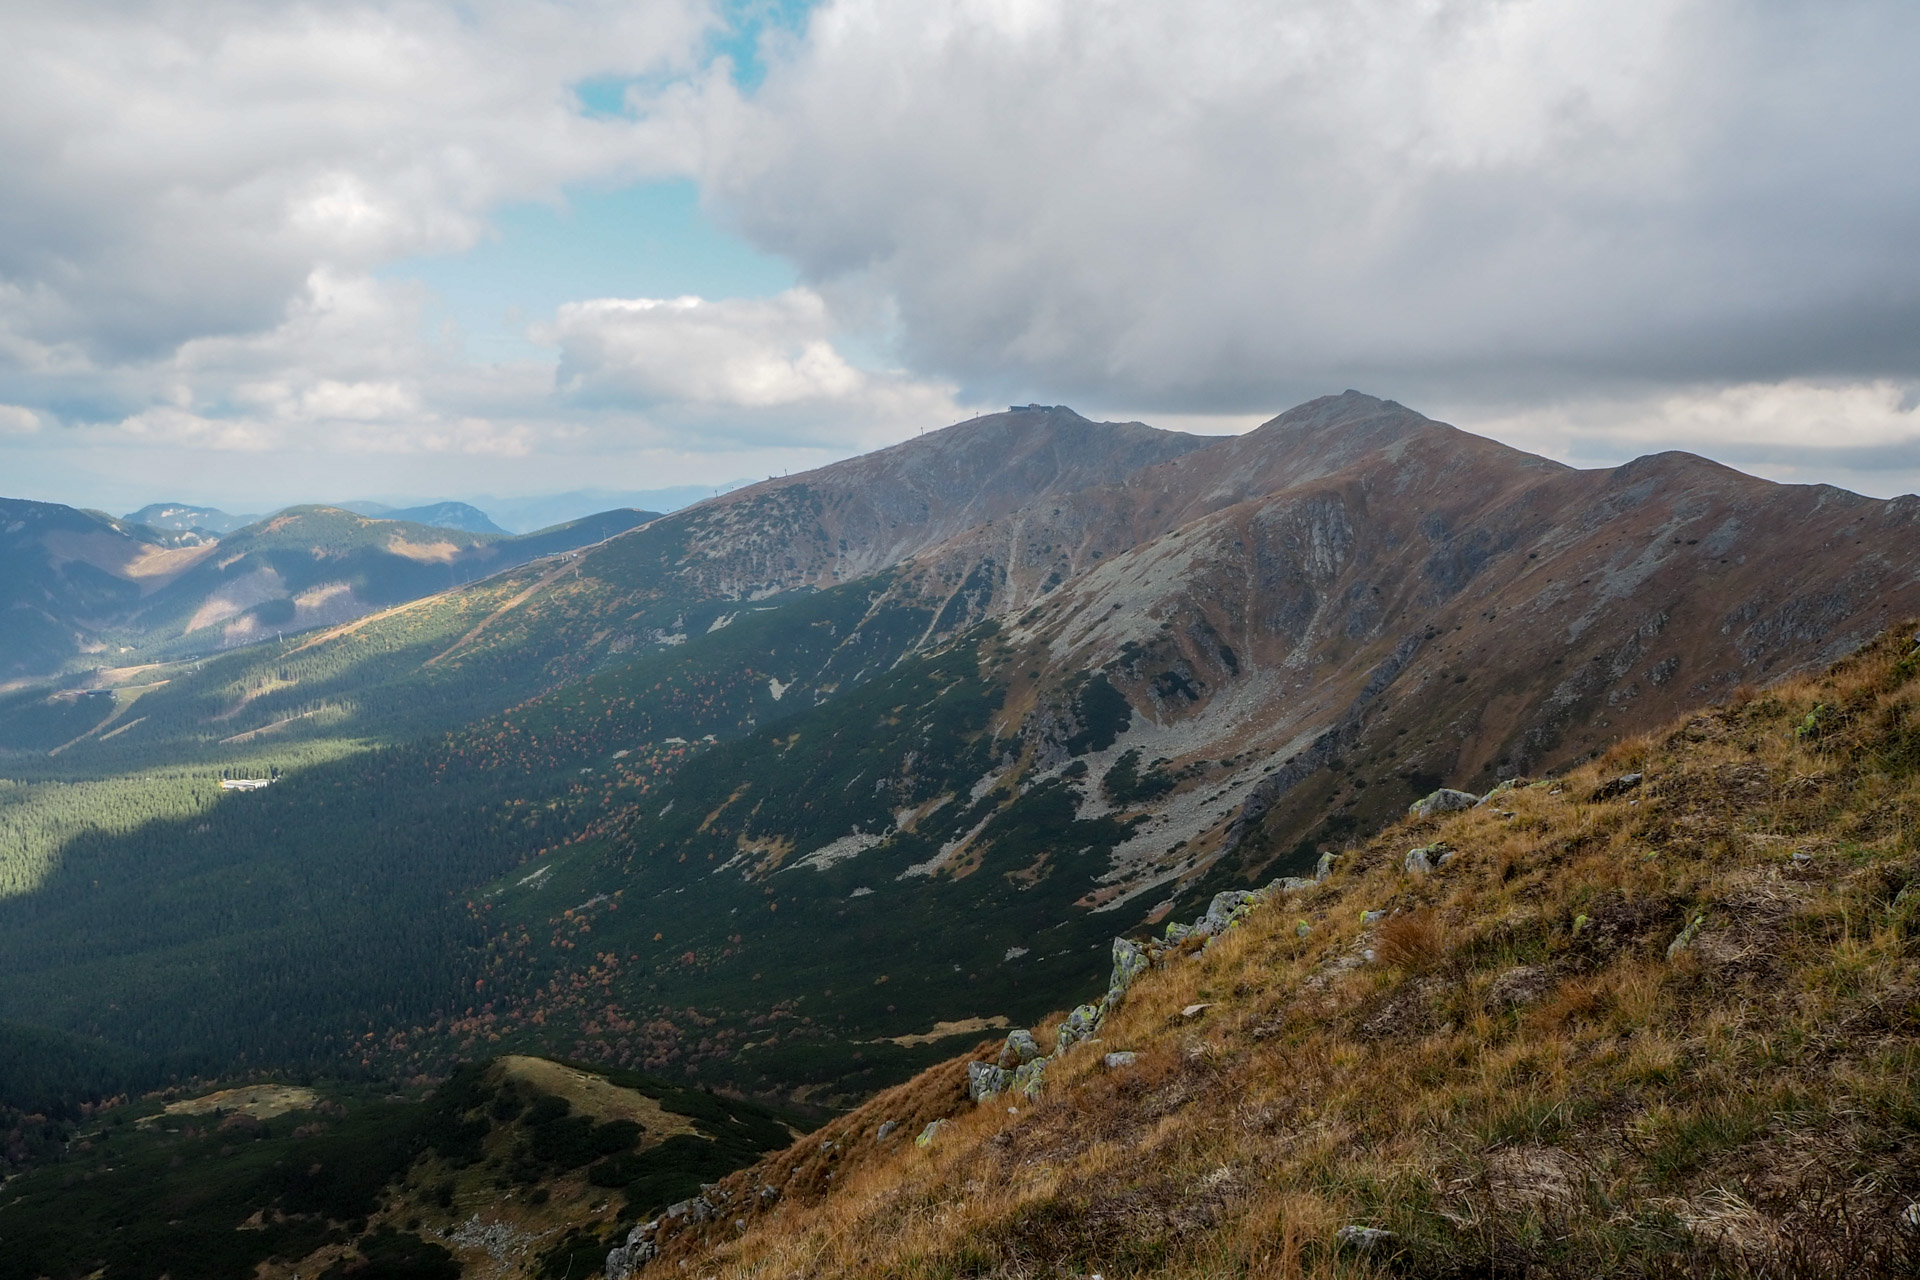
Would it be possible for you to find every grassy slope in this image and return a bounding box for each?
[644,625,1920,1278]
[0,576,946,1080]
[460,626,1137,1101]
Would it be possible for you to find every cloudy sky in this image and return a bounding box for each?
[3,0,1917,515]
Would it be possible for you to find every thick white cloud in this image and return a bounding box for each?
[0,0,712,365]
[554,291,863,409]
[1459,380,1920,498]
[547,289,966,446]
[47,267,550,457]
[705,0,1920,410]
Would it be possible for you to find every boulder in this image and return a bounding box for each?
[874,1120,899,1143]
[1107,937,1150,1004]
[1590,772,1645,801]
[1013,1058,1047,1099]
[1335,1225,1397,1252]
[605,1221,661,1280]
[1314,851,1340,881]
[1475,778,1524,806]
[968,1061,1011,1103]
[1411,788,1478,819]
[1195,889,1261,936]
[1266,876,1316,895]
[1103,1050,1138,1070]
[666,1195,714,1224]
[1666,912,1705,961]
[997,1028,1043,1069]
[914,1118,948,1148]
[1361,909,1386,925]
[1163,920,1193,944]
[1295,920,1313,939]
[1054,1002,1103,1053]
[1403,847,1433,875]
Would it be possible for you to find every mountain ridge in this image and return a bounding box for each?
[4,392,1919,1113]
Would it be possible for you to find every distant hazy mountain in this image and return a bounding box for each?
[0,500,656,676]
[338,500,509,535]
[472,484,747,533]
[123,502,257,535]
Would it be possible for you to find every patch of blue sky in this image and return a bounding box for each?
[384,180,796,363]
[710,0,817,91]
[386,2,821,364]
[570,0,814,116]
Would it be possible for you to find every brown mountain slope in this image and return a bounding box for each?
[626,626,1920,1279]
[895,394,1920,912]
[617,405,1219,601]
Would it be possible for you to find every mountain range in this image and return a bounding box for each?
[0,501,658,680]
[2,392,1915,1104]
[3,391,1918,1276]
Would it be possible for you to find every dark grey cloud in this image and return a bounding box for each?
[704,0,1920,411]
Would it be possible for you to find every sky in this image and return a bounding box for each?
[2,0,1918,514]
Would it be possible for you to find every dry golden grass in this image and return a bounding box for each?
[634,626,1920,1278]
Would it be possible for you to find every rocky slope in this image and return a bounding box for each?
[619,625,1920,1279]
[970,393,1920,905]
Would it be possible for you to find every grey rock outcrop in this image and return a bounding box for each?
[1336,1225,1397,1252]
[1054,1002,1103,1053]
[1195,889,1262,936]
[1106,937,1149,1003]
[1103,1050,1137,1070]
[1403,847,1434,875]
[1591,772,1645,801]
[1475,778,1523,806]
[997,1028,1042,1069]
[666,1195,714,1224]
[1411,788,1478,819]
[1013,1058,1047,1099]
[1667,912,1705,960]
[1314,851,1340,880]
[605,1220,660,1280]
[968,1061,1012,1103]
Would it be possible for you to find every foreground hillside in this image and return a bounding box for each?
[635,626,1920,1278]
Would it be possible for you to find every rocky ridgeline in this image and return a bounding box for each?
[951,777,1651,1114]
[606,778,1647,1279]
